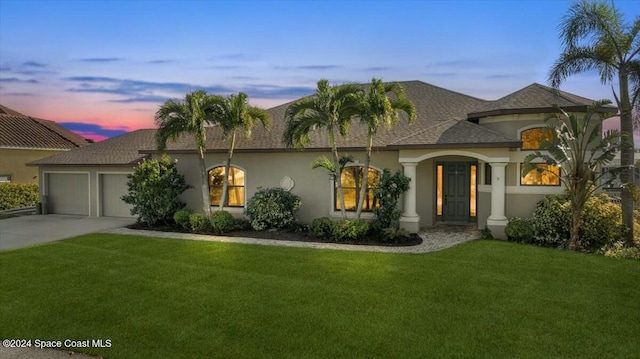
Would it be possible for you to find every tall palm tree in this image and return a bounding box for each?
[213,92,271,210]
[354,78,416,218]
[523,101,621,249]
[283,79,361,218]
[155,90,218,216]
[549,0,639,245]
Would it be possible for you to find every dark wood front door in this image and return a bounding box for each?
[444,163,469,222]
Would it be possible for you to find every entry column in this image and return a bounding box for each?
[487,162,508,238]
[399,162,420,233]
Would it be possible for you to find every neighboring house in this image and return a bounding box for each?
[28,82,614,237]
[0,104,88,183]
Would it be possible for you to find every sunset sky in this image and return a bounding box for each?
[1,0,638,142]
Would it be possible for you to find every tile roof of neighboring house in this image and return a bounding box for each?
[28,129,155,166]
[0,104,89,149]
[467,83,615,119]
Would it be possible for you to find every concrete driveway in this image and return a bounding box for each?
[0,214,135,250]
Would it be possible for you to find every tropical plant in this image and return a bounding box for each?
[354,78,416,218]
[283,79,361,218]
[212,92,271,210]
[371,169,411,232]
[122,155,191,226]
[549,0,639,245]
[523,101,621,249]
[155,90,218,216]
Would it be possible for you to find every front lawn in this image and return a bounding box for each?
[1,234,638,358]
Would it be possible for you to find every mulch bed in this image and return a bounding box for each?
[126,223,422,247]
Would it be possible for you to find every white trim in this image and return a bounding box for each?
[43,171,91,216]
[399,150,509,164]
[506,185,565,195]
[330,164,382,216]
[207,163,247,208]
[96,171,133,217]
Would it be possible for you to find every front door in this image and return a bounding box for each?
[443,163,469,222]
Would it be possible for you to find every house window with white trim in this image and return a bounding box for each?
[0,174,11,183]
[521,127,554,150]
[335,166,380,212]
[209,166,245,207]
[520,163,560,186]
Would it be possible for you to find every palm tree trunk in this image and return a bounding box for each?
[329,130,347,219]
[619,69,635,246]
[355,133,373,219]
[220,132,236,211]
[569,207,581,250]
[198,149,210,216]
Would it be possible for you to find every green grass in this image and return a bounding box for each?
[1,235,639,359]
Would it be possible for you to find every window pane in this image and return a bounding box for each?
[520,164,560,185]
[229,167,245,186]
[470,165,476,217]
[436,165,443,216]
[341,168,357,187]
[521,128,554,150]
[337,188,357,211]
[227,186,244,207]
[210,187,222,206]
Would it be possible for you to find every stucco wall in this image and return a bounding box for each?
[166,150,402,223]
[1,148,67,183]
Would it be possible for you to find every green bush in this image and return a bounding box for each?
[530,193,625,250]
[505,217,534,243]
[122,155,191,226]
[381,227,410,242]
[600,241,640,260]
[189,213,210,233]
[0,183,39,210]
[173,208,192,230]
[245,187,302,231]
[309,217,336,240]
[210,210,236,234]
[371,169,410,231]
[333,219,369,242]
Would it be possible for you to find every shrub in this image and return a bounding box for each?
[371,169,410,231]
[173,208,192,230]
[333,219,369,242]
[0,183,39,210]
[210,210,236,234]
[122,155,191,226]
[381,227,410,242]
[600,241,640,260]
[245,187,302,231]
[530,193,625,250]
[309,217,336,240]
[505,217,534,243]
[189,213,210,233]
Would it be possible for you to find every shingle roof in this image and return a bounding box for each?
[0,104,88,149]
[28,129,155,166]
[467,83,614,119]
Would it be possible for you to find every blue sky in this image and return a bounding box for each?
[0,0,638,141]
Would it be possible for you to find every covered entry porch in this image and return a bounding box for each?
[397,149,511,239]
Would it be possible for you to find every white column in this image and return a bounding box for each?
[487,162,507,222]
[399,162,420,233]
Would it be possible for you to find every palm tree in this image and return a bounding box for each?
[549,0,639,245]
[213,92,271,210]
[523,100,621,249]
[354,78,416,218]
[155,90,219,216]
[283,79,361,218]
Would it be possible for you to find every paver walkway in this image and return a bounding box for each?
[105,224,480,254]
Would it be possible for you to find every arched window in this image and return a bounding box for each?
[521,127,554,150]
[209,166,245,207]
[335,166,380,212]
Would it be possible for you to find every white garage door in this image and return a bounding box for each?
[100,173,134,218]
[47,173,89,215]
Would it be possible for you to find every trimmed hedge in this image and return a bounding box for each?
[0,183,39,210]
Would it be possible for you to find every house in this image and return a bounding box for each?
[28,82,614,237]
[0,104,88,183]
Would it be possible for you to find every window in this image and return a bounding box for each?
[521,127,554,150]
[470,164,477,217]
[484,163,491,185]
[520,163,560,186]
[0,175,11,183]
[209,166,245,207]
[335,166,380,212]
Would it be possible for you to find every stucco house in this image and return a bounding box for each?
[0,104,88,183]
[28,81,614,237]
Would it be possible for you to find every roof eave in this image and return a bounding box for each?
[387,141,523,150]
[467,105,616,120]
